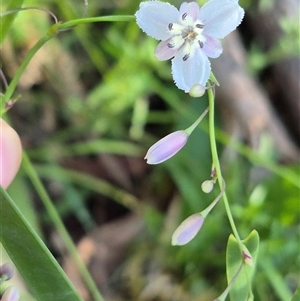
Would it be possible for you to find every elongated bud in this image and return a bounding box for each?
[1,286,20,301]
[145,130,188,164]
[172,213,204,246]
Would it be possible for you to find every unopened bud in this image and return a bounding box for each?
[145,130,188,164]
[243,250,253,266]
[0,263,14,281]
[172,213,204,246]
[201,180,214,193]
[5,100,16,110]
[189,84,206,97]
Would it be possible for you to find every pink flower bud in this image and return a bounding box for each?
[0,263,15,280]
[1,286,20,301]
[0,119,22,188]
[145,130,188,164]
[172,213,204,246]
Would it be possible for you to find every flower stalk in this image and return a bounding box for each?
[214,261,244,301]
[207,87,244,251]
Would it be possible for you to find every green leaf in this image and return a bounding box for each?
[226,230,260,301]
[0,187,83,301]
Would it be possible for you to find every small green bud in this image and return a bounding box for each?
[189,84,206,97]
[201,180,214,193]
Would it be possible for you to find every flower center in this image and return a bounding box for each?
[168,13,204,60]
[182,26,197,39]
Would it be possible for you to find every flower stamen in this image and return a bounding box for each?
[183,53,190,61]
[168,42,175,48]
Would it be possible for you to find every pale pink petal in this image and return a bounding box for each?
[155,39,179,61]
[171,47,211,92]
[202,35,223,58]
[135,1,180,41]
[200,0,245,39]
[179,2,200,21]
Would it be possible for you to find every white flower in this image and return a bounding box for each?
[135,0,244,92]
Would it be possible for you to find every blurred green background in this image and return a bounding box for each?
[1,0,299,300]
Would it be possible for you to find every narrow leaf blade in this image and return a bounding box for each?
[0,187,83,301]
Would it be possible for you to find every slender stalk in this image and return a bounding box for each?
[1,7,59,23]
[58,15,135,30]
[22,153,105,301]
[207,88,243,247]
[185,106,209,135]
[201,179,225,218]
[214,261,244,301]
[1,34,52,115]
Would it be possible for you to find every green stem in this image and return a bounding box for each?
[215,261,244,301]
[1,34,52,115]
[22,153,105,301]
[185,106,209,135]
[201,179,225,218]
[207,88,243,247]
[58,15,135,30]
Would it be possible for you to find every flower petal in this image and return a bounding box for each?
[179,2,200,21]
[171,47,211,92]
[202,35,223,58]
[200,0,245,39]
[135,1,180,41]
[155,39,179,61]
